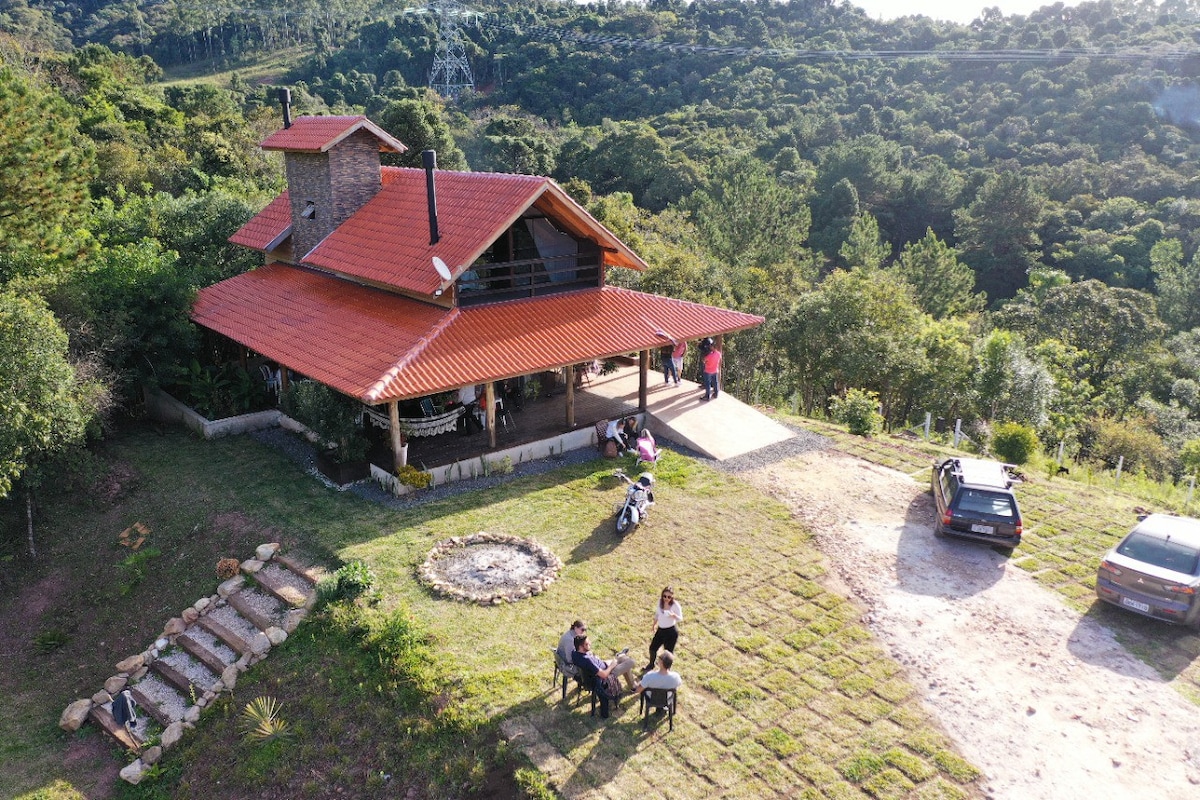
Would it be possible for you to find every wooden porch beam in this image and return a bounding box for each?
[389,400,405,468]
[486,382,497,449]
[565,364,576,428]
[638,350,648,410]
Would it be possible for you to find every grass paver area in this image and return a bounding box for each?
[334,445,983,797]
[790,415,1200,704]
[1,425,985,799]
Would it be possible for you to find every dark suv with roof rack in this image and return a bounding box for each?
[931,457,1023,555]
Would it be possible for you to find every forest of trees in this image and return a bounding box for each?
[5,0,1200,521]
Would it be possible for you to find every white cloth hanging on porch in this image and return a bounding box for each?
[361,406,466,437]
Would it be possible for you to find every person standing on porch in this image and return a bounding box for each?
[670,339,686,387]
[456,384,483,434]
[660,344,678,385]
[700,341,722,401]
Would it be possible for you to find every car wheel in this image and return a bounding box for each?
[993,545,1014,557]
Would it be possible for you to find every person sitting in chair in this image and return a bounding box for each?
[633,650,682,696]
[572,634,638,718]
[558,619,587,665]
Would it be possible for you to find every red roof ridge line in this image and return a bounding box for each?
[363,307,461,403]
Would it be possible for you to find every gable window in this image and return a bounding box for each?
[458,216,601,305]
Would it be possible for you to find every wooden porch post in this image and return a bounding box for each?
[565,364,576,428]
[279,366,290,396]
[388,400,406,468]
[486,382,497,449]
[638,350,648,411]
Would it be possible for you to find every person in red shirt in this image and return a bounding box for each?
[701,340,722,400]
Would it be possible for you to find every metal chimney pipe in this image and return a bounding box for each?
[423,150,440,245]
[278,88,292,129]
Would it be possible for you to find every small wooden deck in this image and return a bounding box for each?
[364,380,640,471]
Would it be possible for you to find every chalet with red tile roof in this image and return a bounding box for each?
[192,110,763,467]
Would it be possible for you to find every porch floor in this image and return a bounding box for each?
[366,374,640,471]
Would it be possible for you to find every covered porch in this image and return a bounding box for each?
[359,364,643,471]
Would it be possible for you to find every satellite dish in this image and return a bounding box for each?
[432,256,452,282]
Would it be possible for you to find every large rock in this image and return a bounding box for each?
[194,596,211,612]
[141,746,163,766]
[59,699,92,732]
[221,664,239,690]
[184,705,201,724]
[217,575,245,597]
[249,632,271,655]
[240,558,263,574]
[161,721,184,749]
[116,654,145,674]
[265,626,288,646]
[282,608,307,633]
[162,617,186,636]
[91,690,112,705]
[104,675,128,695]
[182,607,200,624]
[256,542,280,561]
[119,759,146,784]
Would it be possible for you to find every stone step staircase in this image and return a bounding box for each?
[58,542,327,784]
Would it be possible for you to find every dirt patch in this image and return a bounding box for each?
[90,460,140,505]
[745,448,1200,799]
[0,573,69,660]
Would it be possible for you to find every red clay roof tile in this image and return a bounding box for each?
[229,192,291,251]
[259,116,406,153]
[191,264,762,403]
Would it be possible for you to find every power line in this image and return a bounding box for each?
[477,16,1200,63]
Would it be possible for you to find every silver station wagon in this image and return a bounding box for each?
[1096,514,1200,628]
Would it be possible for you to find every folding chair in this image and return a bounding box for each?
[420,397,436,417]
[639,687,677,731]
[552,648,585,702]
[495,398,515,432]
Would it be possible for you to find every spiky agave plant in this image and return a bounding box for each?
[239,696,291,743]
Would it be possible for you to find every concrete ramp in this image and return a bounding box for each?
[584,366,794,461]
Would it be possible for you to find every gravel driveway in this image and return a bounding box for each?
[744,448,1200,799]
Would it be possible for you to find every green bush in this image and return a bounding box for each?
[1181,439,1200,477]
[991,421,1039,464]
[1082,415,1174,480]
[317,560,380,605]
[396,464,432,488]
[829,388,883,437]
[287,382,368,463]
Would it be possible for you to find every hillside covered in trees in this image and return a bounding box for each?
[5,0,1200,511]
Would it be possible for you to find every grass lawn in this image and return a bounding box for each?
[791,415,1200,705]
[4,423,987,799]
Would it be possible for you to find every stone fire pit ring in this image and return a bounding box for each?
[418,532,563,605]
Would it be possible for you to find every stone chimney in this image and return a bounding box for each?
[285,130,383,260]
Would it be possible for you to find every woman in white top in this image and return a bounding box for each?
[646,586,683,671]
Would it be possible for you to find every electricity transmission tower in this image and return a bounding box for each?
[415,1,477,100]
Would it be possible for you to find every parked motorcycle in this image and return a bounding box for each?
[613,469,655,535]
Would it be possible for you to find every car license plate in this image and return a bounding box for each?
[970,523,994,534]
[1122,597,1151,613]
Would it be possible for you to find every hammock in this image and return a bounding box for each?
[361,405,466,437]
